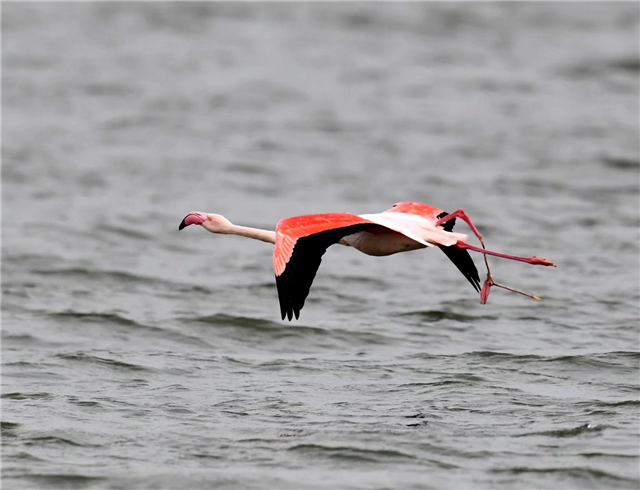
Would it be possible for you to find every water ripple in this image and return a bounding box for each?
[515,423,605,438]
[286,444,418,463]
[55,353,151,373]
[186,313,395,346]
[397,310,498,322]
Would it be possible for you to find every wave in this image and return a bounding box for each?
[408,350,640,365]
[185,313,394,346]
[49,310,213,348]
[51,311,143,328]
[286,443,418,463]
[55,353,151,373]
[22,435,102,448]
[34,267,165,286]
[397,309,498,323]
[515,423,605,438]
[32,266,215,296]
[188,313,321,333]
[491,466,638,487]
[2,392,54,400]
[6,474,107,487]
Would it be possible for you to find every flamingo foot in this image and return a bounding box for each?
[480,275,493,305]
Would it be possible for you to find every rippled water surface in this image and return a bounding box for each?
[3,3,639,489]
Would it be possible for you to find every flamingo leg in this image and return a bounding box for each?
[437,209,496,301]
[455,241,556,266]
[439,210,554,302]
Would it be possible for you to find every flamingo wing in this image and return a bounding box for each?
[435,211,480,292]
[363,208,480,292]
[274,213,379,320]
[358,212,466,247]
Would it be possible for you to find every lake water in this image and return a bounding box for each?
[2,3,639,489]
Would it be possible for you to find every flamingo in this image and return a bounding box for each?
[179,202,555,320]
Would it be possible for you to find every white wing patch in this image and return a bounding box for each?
[358,212,467,247]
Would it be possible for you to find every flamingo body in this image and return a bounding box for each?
[179,202,555,320]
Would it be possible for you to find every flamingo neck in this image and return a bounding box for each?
[225,224,276,244]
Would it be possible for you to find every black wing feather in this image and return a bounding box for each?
[276,223,378,321]
[436,212,481,292]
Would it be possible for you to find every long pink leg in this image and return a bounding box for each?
[436,209,500,301]
[455,241,556,267]
[438,209,554,303]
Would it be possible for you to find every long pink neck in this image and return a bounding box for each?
[226,224,276,244]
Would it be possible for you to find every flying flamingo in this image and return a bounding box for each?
[179,202,555,320]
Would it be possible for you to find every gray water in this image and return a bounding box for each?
[2,2,639,489]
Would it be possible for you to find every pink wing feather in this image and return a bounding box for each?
[273,213,380,320]
[273,213,376,276]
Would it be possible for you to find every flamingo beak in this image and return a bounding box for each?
[178,212,208,230]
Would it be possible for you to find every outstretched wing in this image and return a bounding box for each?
[274,213,379,321]
[436,211,480,292]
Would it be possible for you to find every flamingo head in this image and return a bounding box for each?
[178,212,232,234]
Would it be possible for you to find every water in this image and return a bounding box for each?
[2,3,639,489]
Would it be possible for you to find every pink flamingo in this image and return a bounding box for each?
[179,202,555,320]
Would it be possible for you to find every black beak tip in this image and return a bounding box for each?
[178,217,188,231]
